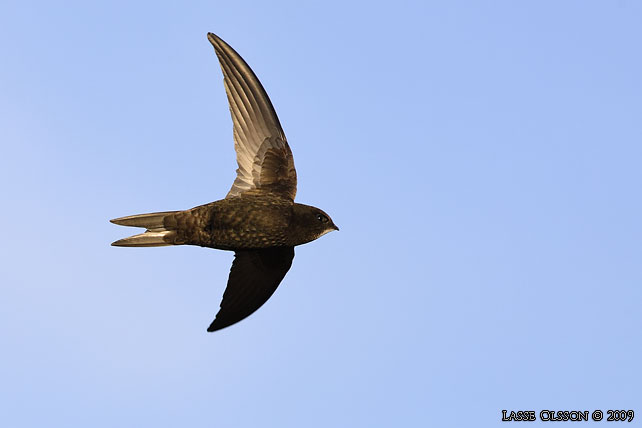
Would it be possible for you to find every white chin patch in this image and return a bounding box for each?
[317,228,334,239]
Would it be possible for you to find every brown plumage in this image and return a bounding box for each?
[110,33,338,332]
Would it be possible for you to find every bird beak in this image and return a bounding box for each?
[333,224,340,231]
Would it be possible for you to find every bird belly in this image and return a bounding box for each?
[204,198,292,250]
[163,196,293,250]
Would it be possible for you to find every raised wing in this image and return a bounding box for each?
[208,33,297,200]
[207,247,295,332]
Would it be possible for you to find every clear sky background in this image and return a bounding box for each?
[1,1,641,427]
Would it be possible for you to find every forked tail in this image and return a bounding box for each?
[110,211,179,247]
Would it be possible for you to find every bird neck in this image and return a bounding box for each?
[287,203,319,246]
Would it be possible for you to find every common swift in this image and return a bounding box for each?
[111,33,338,332]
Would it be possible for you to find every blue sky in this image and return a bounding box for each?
[1,1,641,427]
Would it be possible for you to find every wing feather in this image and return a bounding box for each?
[207,247,295,332]
[208,33,297,200]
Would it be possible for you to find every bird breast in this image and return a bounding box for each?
[203,195,294,250]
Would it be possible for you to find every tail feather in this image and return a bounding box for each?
[112,230,176,247]
[110,211,177,228]
[110,211,180,247]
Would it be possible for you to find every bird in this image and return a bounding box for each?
[110,33,338,332]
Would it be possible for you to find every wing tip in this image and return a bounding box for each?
[207,32,224,49]
[207,319,225,333]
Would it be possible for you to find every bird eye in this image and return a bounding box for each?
[316,214,328,223]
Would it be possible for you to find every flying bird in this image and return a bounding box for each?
[111,33,338,332]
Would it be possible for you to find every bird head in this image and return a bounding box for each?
[291,203,339,245]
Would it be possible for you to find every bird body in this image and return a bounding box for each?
[112,194,334,250]
[111,33,337,332]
